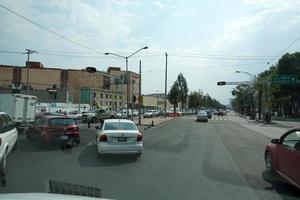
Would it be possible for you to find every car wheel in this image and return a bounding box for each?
[265,152,275,175]
[136,152,142,157]
[110,115,114,119]
[0,149,7,174]
[12,140,17,151]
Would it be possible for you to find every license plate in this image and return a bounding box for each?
[118,137,127,142]
[60,135,69,140]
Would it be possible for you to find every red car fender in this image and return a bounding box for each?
[265,144,280,171]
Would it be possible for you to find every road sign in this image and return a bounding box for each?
[272,75,297,85]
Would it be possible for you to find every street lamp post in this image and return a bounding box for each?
[105,46,148,118]
[235,71,256,119]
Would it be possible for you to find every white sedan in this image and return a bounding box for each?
[0,112,18,174]
[96,119,143,156]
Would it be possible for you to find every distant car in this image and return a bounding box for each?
[132,110,138,117]
[26,116,80,145]
[205,110,212,119]
[265,128,300,189]
[96,119,143,157]
[143,110,154,118]
[196,110,208,122]
[67,111,82,120]
[0,112,18,174]
[217,110,225,116]
[35,112,66,120]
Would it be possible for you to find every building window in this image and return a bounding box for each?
[100,93,103,98]
[106,101,108,105]
[119,96,122,100]
[106,94,108,99]
[110,95,112,99]
[100,101,102,106]
[109,101,112,106]
[114,102,117,106]
[114,95,117,100]
[119,102,122,106]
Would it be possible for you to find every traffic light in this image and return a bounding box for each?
[86,67,97,73]
[217,81,226,86]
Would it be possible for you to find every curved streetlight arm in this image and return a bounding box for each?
[127,47,148,59]
[104,52,126,59]
[235,71,255,81]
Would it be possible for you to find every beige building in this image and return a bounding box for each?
[0,63,140,111]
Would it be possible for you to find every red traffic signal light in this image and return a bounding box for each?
[217,81,226,86]
[86,67,97,73]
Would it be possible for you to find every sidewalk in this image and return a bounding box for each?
[232,114,299,139]
[134,117,176,130]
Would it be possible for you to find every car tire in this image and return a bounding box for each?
[136,152,142,157]
[265,152,275,175]
[110,115,114,119]
[0,149,7,174]
[12,140,17,151]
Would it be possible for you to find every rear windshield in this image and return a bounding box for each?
[104,122,137,130]
[48,118,75,126]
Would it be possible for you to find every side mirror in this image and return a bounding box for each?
[271,139,279,144]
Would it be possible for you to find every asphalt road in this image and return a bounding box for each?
[0,116,300,200]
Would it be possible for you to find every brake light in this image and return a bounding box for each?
[99,135,107,142]
[137,133,142,142]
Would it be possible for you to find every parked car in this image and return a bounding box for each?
[95,119,143,157]
[132,110,138,117]
[196,110,208,122]
[67,111,82,120]
[143,110,154,118]
[0,112,18,174]
[26,116,80,145]
[265,128,300,189]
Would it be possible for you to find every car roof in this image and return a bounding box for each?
[104,119,134,123]
[0,111,8,115]
[42,115,72,119]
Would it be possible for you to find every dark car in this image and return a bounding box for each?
[265,128,300,189]
[26,116,80,146]
[205,110,212,119]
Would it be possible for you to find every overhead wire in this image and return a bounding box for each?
[0,3,103,54]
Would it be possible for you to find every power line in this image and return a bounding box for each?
[255,37,300,74]
[0,3,103,54]
[0,50,23,54]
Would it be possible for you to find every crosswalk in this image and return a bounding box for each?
[180,115,234,121]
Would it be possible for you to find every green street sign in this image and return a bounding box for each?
[271,75,297,85]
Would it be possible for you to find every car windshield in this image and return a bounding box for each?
[1,1,300,200]
[48,118,75,126]
[104,122,137,131]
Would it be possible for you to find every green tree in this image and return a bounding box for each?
[177,73,189,110]
[188,91,202,110]
[168,81,180,112]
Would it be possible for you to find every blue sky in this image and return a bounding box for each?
[0,0,300,104]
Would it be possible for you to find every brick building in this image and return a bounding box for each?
[0,62,140,111]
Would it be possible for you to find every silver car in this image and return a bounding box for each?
[96,119,143,157]
[196,110,208,122]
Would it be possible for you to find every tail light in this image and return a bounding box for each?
[137,133,142,142]
[99,135,108,142]
[72,127,79,132]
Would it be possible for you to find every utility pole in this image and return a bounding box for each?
[126,57,129,118]
[164,52,168,118]
[23,49,37,95]
[138,60,142,125]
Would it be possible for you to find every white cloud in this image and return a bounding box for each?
[243,0,300,9]
[154,1,165,9]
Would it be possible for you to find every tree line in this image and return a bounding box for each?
[231,52,300,118]
[167,72,226,112]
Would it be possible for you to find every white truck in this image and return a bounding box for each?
[0,94,37,128]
